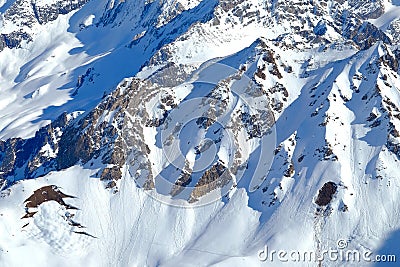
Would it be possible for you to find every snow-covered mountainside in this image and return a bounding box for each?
[1,0,400,266]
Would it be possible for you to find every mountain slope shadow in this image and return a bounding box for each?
[18,0,219,137]
[373,228,400,266]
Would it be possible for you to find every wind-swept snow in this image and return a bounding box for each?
[1,0,400,266]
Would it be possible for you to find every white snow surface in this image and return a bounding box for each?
[1,0,400,266]
[0,166,262,267]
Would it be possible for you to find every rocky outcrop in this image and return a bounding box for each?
[0,113,69,184]
[189,162,232,202]
[0,0,90,51]
[31,0,90,25]
[0,44,276,202]
[0,31,32,51]
[23,185,76,212]
[348,0,384,20]
[315,182,337,206]
[342,21,391,50]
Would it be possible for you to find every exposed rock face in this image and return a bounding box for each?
[389,19,400,44]
[0,80,144,188]
[348,0,385,19]
[0,0,90,51]
[220,0,246,12]
[0,0,399,205]
[0,38,277,202]
[0,0,393,54]
[342,21,391,50]
[0,31,32,51]
[21,185,94,238]
[250,0,392,51]
[147,62,193,87]
[189,162,232,203]
[4,0,90,26]
[23,185,75,211]
[315,182,337,206]
[0,113,69,183]
[31,0,90,24]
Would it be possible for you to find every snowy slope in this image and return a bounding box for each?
[1,0,400,266]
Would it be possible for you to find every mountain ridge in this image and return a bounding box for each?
[1,0,400,266]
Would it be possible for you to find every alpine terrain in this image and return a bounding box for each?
[0,0,400,266]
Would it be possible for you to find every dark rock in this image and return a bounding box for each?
[23,185,76,212]
[32,0,90,25]
[189,162,232,202]
[0,31,32,52]
[100,166,122,182]
[315,181,337,206]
